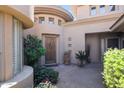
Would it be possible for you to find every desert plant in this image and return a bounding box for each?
[35,81,56,88]
[34,65,59,87]
[24,35,46,66]
[103,48,124,88]
[85,45,91,63]
[75,50,86,67]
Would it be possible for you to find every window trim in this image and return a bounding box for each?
[109,5,116,12]
[49,17,54,24]
[58,19,62,25]
[105,37,120,50]
[90,6,97,16]
[39,17,45,24]
[0,13,4,81]
[13,18,23,76]
[99,5,106,14]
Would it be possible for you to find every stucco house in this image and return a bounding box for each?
[0,5,34,88]
[25,5,124,66]
[0,5,124,88]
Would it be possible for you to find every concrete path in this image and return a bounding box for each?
[52,63,104,88]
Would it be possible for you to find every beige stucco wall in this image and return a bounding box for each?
[63,13,122,64]
[0,66,33,88]
[24,14,65,64]
[10,5,34,22]
[85,32,124,63]
[25,5,124,65]
[34,14,65,24]
[72,5,124,20]
[0,6,33,88]
[4,14,13,81]
[0,13,14,81]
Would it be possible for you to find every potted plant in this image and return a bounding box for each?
[75,50,86,67]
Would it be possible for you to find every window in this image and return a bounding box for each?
[49,17,54,24]
[109,5,115,12]
[39,17,45,24]
[13,18,23,76]
[58,19,62,25]
[122,40,124,48]
[68,37,72,41]
[34,17,38,22]
[99,5,106,14]
[107,38,119,49]
[90,6,96,16]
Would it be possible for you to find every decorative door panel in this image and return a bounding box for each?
[45,35,56,64]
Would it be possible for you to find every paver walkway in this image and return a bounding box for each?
[52,63,105,88]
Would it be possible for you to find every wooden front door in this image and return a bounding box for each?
[45,35,57,64]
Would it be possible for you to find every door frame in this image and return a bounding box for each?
[42,33,59,65]
[121,38,124,48]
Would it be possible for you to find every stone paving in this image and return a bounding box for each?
[52,63,105,88]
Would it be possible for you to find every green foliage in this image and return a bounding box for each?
[35,81,56,88]
[85,45,91,63]
[75,50,86,66]
[75,50,86,61]
[103,48,124,88]
[24,35,45,66]
[34,65,59,87]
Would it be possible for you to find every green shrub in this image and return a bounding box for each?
[24,35,45,66]
[34,65,59,87]
[35,81,56,88]
[75,50,86,66]
[103,48,124,88]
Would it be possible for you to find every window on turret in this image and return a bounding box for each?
[99,5,106,14]
[90,6,96,16]
[58,19,62,25]
[39,17,45,24]
[49,17,54,24]
[34,17,38,22]
[109,5,115,12]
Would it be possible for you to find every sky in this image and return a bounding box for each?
[61,5,72,13]
[61,5,75,19]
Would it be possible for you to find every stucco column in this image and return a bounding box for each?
[0,13,4,81]
[4,14,13,81]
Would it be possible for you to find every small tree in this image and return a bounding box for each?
[75,50,86,67]
[24,35,45,67]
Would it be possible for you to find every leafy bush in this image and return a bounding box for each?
[103,48,124,88]
[24,35,45,66]
[35,81,56,88]
[34,65,59,87]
